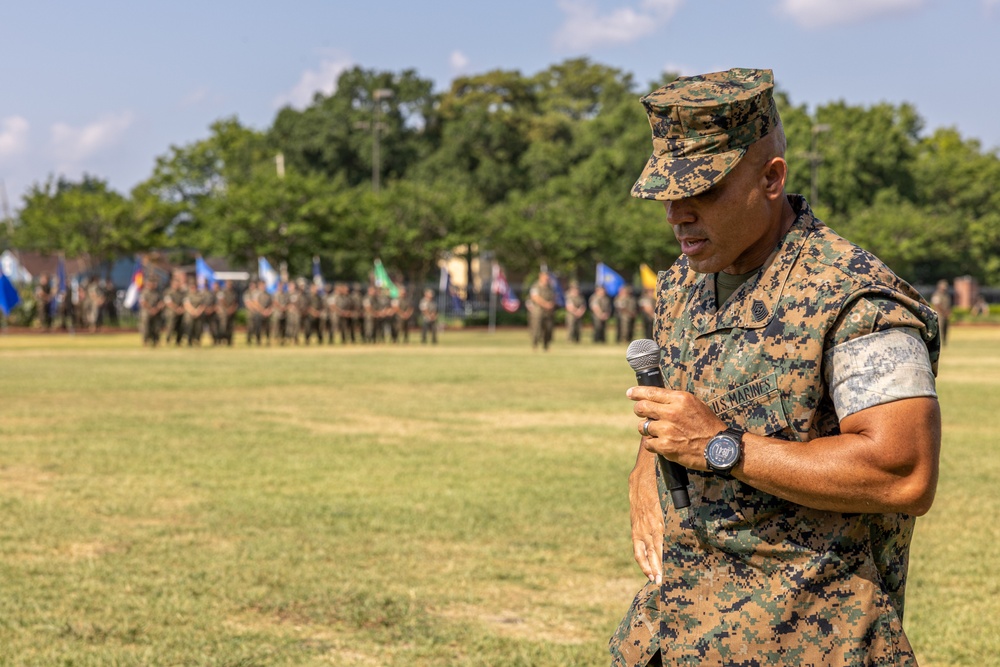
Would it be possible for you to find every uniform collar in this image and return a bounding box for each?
[691,195,816,334]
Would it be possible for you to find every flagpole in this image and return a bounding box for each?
[489,263,498,334]
[436,262,446,329]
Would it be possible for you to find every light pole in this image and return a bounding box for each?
[355,88,394,194]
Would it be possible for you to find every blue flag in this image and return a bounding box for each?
[549,274,566,307]
[596,262,626,297]
[0,271,20,316]
[312,256,325,295]
[258,257,279,294]
[195,257,217,290]
[51,256,67,318]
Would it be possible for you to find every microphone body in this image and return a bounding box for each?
[627,340,691,510]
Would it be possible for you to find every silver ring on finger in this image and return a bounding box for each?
[641,418,653,438]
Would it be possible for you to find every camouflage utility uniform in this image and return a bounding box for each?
[610,196,939,666]
[216,283,238,346]
[528,277,556,350]
[614,287,638,343]
[564,289,587,343]
[139,282,164,346]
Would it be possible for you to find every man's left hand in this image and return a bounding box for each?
[629,386,726,471]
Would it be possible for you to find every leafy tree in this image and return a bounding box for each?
[269,67,437,189]
[414,69,538,205]
[196,169,343,274]
[832,190,967,284]
[15,175,135,270]
[136,117,270,253]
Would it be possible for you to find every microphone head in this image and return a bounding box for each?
[626,338,660,373]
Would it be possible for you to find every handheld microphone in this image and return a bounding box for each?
[626,339,691,510]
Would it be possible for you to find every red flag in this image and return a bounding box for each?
[492,263,520,313]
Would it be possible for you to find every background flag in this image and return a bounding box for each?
[439,265,464,312]
[0,269,21,316]
[491,263,520,313]
[549,273,566,307]
[596,262,626,297]
[258,257,279,294]
[123,263,144,310]
[312,256,325,294]
[196,257,217,290]
[640,264,658,290]
[373,259,399,298]
[52,256,67,318]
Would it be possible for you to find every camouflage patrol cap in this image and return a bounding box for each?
[631,68,779,201]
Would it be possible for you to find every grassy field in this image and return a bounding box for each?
[0,326,996,666]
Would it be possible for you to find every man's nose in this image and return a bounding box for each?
[664,200,695,226]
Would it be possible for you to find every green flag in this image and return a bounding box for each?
[373,259,399,298]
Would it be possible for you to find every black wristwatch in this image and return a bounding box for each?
[705,427,745,474]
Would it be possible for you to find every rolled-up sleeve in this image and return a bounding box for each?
[824,327,937,420]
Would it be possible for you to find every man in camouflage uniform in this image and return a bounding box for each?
[101,278,118,328]
[271,281,289,345]
[564,283,587,343]
[324,283,339,344]
[182,277,208,346]
[302,282,324,345]
[332,283,353,344]
[589,285,612,343]
[216,280,238,346]
[527,271,557,350]
[139,275,163,347]
[361,285,378,344]
[614,285,638,343]
[57,280,75,332]
[376,287,394,343]
[284,280,304,345]
[35,273,54,330]
[84,278,103,332]
[418,288,438,344]
[392,286,414,344]
[610,69,941,667]
[204,282,219,344]
[346,285,362,343]
[163,272,187,346]
[638,287,655,340]
[930,279,952,345]
[254,281,274,346]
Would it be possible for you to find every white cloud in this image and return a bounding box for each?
[0,116,30,161]
[777,0,925,29]
[450,50,470,74]
[662,61,697,78]
[554,0,684,51]
[50,111,134,164]
[274,56,354,110]
[180,86,211,108]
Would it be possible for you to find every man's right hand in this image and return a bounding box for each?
[629,447,663,585]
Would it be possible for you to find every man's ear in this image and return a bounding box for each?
[761,157,787,200]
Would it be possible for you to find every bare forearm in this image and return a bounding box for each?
[735,399,940,515]
[628,443,663,583]
[631,386,941,517]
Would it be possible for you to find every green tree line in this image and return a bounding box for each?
[4,58,999,287]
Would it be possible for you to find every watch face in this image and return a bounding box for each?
[708,434,741,469]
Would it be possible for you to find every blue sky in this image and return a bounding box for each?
[1,0,997,212]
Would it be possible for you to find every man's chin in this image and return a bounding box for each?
[685,255,723,274]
